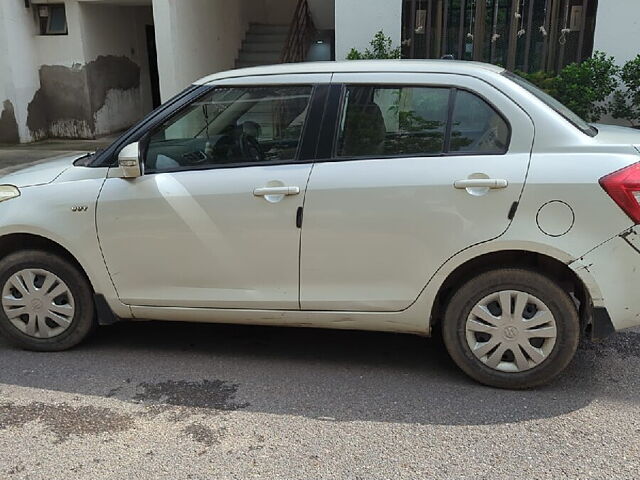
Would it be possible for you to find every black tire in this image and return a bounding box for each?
[442,268,580,389]
[0,250,95,351]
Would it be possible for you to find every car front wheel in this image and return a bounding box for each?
[442,268,580,389]
[0,250,95,351]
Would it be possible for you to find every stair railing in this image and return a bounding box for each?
[281,0,316,63]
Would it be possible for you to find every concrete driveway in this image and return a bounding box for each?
[0,321,639,479]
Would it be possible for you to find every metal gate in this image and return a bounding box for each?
[402,0,598,72]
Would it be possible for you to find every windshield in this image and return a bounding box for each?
[503,71,597,137]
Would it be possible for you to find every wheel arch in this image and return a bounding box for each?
[429,249,593,334]
[0,233,95,291]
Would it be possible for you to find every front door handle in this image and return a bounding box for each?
[454,179,508,189]
[253,186,300,197]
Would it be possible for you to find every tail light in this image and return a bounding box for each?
[600,162,640,224]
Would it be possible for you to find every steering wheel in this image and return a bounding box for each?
[239,132,265,162]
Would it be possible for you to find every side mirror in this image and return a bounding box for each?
[118,142,142,178]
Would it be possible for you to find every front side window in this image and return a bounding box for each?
[337,85,510,158]
[145,85,312,173]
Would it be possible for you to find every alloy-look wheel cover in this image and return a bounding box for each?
[465,290,558,373]
[1,269,75,339]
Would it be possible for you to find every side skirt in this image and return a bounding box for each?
[128,305,430,336]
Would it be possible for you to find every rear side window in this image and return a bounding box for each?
[337,86,450,157]
[337,85,509,158]
[450,90,510,154]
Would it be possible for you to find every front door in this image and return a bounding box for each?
[300,73,534,311]
[97,81,322,309]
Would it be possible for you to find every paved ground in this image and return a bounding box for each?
[0,141,639,478]
[0,136,117,174]
[0,322,639,480]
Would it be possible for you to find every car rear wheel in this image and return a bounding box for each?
[442,268,580,389]
[0,250,95,351]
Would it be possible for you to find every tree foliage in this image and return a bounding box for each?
[553,52,619,122]
[611,55,640,127]
[516,52,620,123]
[346,31,401,60]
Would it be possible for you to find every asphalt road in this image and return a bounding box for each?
[0,321,639,479]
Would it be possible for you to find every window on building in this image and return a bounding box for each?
[145,86,313,173]
[337,85,509,158]
[36,4,68,36]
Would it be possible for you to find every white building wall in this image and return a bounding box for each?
[0,0,155,142]
[79,3,154,135]
[0,1,41,143]
[592,0,640,126]
[593,0,640,65]
[6,0,638,143]
[34,1,85,67]
[152,0,293,101]
[152,0,249,100]
[334,0,402,60]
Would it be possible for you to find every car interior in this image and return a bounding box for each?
[144,86,312,172]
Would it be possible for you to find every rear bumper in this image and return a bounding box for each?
[571,226,640,331]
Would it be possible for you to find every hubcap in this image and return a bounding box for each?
[465,290,557,373]
[1,269,75,339]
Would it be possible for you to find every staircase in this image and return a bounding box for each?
[235,24,290,69]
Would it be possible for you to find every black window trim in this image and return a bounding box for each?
[322,83,512,163]
[315,84,343,160]
[138,83,325,175]
[38,4,68,36]
[443,88,458,153]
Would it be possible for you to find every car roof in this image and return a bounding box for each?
[193,60,505,85]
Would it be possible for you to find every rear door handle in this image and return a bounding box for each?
[454,179,508,189]
[253,186,300,197]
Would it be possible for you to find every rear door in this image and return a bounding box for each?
[299,72,534,311]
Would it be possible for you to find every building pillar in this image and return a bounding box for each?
[334,0,402,60]
[151,0,179,102]
[593,0,640,66]
[0,1,40,143]
[152,0,260,101]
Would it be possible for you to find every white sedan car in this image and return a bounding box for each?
[1,60,639,389]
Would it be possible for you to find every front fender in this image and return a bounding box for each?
[0,174,131,318]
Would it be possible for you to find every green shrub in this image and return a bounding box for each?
[513,70,559,98]
[611,55,640,127]
[553,52,619,122]
[346,31,401,60]
[514,52,619,123]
